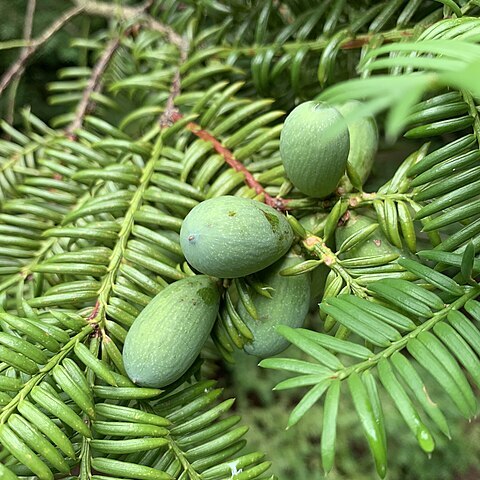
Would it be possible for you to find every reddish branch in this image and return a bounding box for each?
[156,35,288,210]
[341,30,413,50]
[0,5,84,96]
[159,71,182,127]
[88,300,100,321]
[185,121,289,210]
[153,20,285,207]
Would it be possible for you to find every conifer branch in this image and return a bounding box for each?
[158,32,290,211]
[4,0,37,125]
[159,37,189,127]
[65,35,123,137]
[462,91,480,147]
[0,324,93,423]
[168,438,202,480]
[23,0,37,41]
[70,0,188,131]
[0,0,183,109]
[89,138,165,327]
[66,0,159,136]
[335,287,479,381]
[302,233,368,297]
[220,28,415,57]
[0,5,83,96]
[75,0,184,50]
[184,120,290,210]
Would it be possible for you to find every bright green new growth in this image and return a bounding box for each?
[238,253,311,358]
[180,196,294,278]
[280,101,350,198]
[123,276,221,387]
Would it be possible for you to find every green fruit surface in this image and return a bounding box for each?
[279,101,350,198]
[180,196,294,278]
[337,100,378,189]
[335,212,404,259]
[299,211,328,235]
[123,276,221,387]
[239,254,311,358]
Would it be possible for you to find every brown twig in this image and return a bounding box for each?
[143,16,185,49]
[23,0,37,45]
[181,119,289,211]
[147,19,278,204]
[87,300,100,321]
[0,5,84,96]
[66,0,159,136]
[65,35,123,137]
[155,29,287,210]
[159,68,184,127]
[80,0,187,124]
[72,0,188,129]
[75,0,184,50]
[159,36,189,127]
[74,0,147,18]
[223,28,415,58]
[340,29,413,50]
[5,0,37,125]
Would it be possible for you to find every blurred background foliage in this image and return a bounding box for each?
[226,337,480,479]
[0,0,105,121]
[2,1,480,479]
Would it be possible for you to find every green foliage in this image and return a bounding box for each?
[0,0,104,122]
[0,0,480,479]
[230,351,480,479]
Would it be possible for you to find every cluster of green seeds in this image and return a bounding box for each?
[124,101,379,388]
